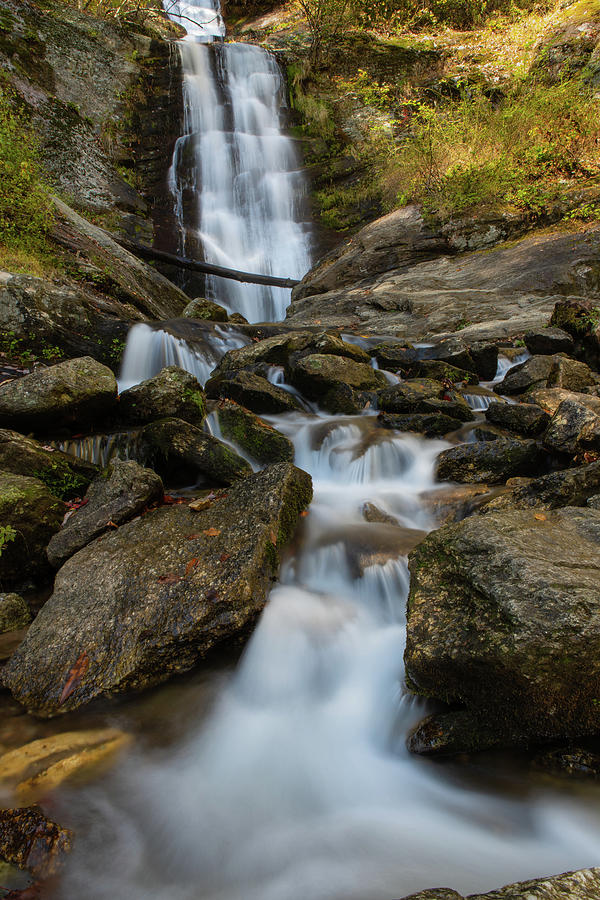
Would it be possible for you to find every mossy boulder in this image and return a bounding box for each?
[289,354,386,404]
[0,594,31,634]
[205,371,302,415]
[485,401,550,437]
[0,429,97,500]
[137,417,252,486]
[0,357,117,434]
[0,473,66,587]
[372,342,417,373]
[0,806,72,878]
[481,460,600,513]
[415,359,478,385]
[524,327,574,356]
[47,459,164,569]
[3,463,313,716]
[377,412,465,437]
[215,401,294,465]
[435,438,547,484]
[377,379,445,414]
[405,507,600,748]
[542,398,600,454]
[183,298,229,322]
[400,867,600,899]
[118,366,206,426]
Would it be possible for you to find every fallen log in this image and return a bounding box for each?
[114,237,301,289]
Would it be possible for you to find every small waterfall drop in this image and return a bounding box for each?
[166,0,311,323]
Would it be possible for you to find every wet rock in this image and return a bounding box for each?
[3,463,312,715]
[0,473,65,587]
[372,342,417,373]
[588,494,600,509]
[398,868,600,899]
[0,357,117,434]
[377,379,445,414]
[183,298,229,322]
[47,460,164,569]
[435,438,546,484]
[415,360,478,385]
[405,507,600,746]
[542,398,600,455]
[205,371,302,415]
[407,710,503,756]
[289,354,387,410]
[547,355,597,392]
[378,412,464,438]
[0,728,132,804]
[137,418,251,486]
[481,461,600,513]
[419,484,495,525]
[0,807,72,878]
[497,355,554,395]
[0,595,31,635]
[524,327,574,356]
[215,401,294,465]
[529,387,600,416]
[485,401,550,437]
[118,366,206,426]
[534,746,600,780]
[362,502,399,525]
[0,429,97,500]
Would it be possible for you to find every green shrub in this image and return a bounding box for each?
[0,83,53,251]
[355,0,552,31]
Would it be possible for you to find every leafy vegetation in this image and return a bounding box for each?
[0,81,54,254]
[0,524,16,558]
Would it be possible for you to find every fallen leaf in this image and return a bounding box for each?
[157,574,183,584]
[59,652,89,706]
[187,533,202,540]
[203,527,221,537]
[219,552,231,563]
[534,513,546,521]
[185,558,199,576]
[269,529,277,546]
[300,510,309,518]
[106,520,118,528]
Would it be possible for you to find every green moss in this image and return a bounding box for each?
[33,464,89,500]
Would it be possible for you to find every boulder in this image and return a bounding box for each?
[205,371,302,415]
[137,418,251,486]
[378,379,445,413]
[485,401,550,436]
[435,438,546,484]
[534,747,600,781]
[47,460,164,569]
[0,728,131,804]
[481,461,600,513]
[524,327,574,356]
[0,595,31,635]
[547,355,597,392]
[530,386,600,416]
[373,342,417,373]
[3,463,312,715]
[289,354,387,401]
[0,473,65,587]
[497,355,554,395]
[0,357,117,434]
[183,298,229,321]
[542,398,600,454]
[415,360,478,385]
[405,507,600,746]
[215,401,294,465]
[118,366,206,426]
[377,412,464,438]
[398,868,600,900]
[419,484,494,526]
[0,807,72,878]
[0,429,97,499]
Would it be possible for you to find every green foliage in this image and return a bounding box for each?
[354,0,551,31]
[33,464,88,500]
[0,524,16,557]
[0,82,53,252]
[0,331,64,366]
[379,78,600,221]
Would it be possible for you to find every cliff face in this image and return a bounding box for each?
[0,0,182,242]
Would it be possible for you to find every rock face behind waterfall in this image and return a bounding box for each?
[3,463,312,716]
[405,507,600,749]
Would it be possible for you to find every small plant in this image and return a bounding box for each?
[0,524,16,557]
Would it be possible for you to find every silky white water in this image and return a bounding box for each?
[58,397,600,899]
[166,0,310,322]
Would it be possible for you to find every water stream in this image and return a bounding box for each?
[52,4,600,897]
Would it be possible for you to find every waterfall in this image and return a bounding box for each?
[165,0,311,323]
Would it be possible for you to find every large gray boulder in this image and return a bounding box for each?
[215,401,294,465]
[405,507,600,748]
[205,371,302,415]
[3,463,313,715]
[47,460,164,569]
[0,357,117,434]
[118,366,206,426]
[435,438,546,484]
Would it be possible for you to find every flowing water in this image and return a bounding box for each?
[51,5,600,898]
[166,0,310,322]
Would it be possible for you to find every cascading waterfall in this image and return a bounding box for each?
[166,0,311,322]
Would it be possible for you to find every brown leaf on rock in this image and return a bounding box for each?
[59,652,89,706]
[269,529,277,546]
[157,574,183,584]
[219,552,231,563]
[203,527,221,537]
[189,498,212,511]
[185,558,199,577]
